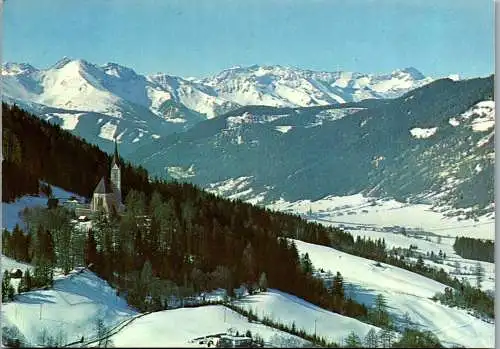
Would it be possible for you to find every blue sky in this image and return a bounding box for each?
[4,0,494,78]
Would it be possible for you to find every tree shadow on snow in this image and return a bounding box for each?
[346,283,397,311]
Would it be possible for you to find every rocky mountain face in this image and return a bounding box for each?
[132,76,494,217]
[2,58,432,155]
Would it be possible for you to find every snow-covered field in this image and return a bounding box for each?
[267,193,495,240]
[2,255,33,274]
[1,266,137,347]
[346,228,495,293]
[2,185,85,231]
[233,289,380,345]
[109,305,308,348]
[292,239,495,348]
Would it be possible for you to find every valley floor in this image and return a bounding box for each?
[267,194,494,240]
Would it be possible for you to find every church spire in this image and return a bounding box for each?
[111,137,120,168]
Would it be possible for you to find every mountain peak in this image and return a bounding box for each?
[51,56,74,69]
[2,62,37,76]
[102,62,139,79]
[395,67,425,80]
[50,57,96,71]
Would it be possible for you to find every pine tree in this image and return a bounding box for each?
[95,318,106,347]
[344,331,362,348]
[363,328,378,348]
[2,271,15,302]
[332,271,345,310]
[475,262,484,289]
[392,329,441,348]
[300,253,313,274]
[379,328,395,348]
[373,293,390,327]
[416,255,425,271]
[32,228,55,287]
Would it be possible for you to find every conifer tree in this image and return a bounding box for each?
[475,262,484,289]
[363,328,378,348]
[344,331,361,348]
[18,269,32,293]
[373,293,390,327]
[300,253,313,274]
[2,271,15,302]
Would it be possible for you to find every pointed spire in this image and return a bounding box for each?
[112,137,120,168]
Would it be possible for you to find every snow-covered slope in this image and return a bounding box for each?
[233,289,380,344]
[0,263,312,347]
[109,305,309,348]
[200,65,432,108]
[2,185,86,231]
[2,255,33,274]
[1,268,138,347]
[292,239,495,348]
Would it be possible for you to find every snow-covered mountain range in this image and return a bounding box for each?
[2,58,433,154]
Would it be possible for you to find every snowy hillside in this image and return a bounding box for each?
[0,263,316,347]
[292,239,495,348]
[269,193,495,292]
[232,289,380,344]
[2,185,86,231]
[109,305,309,348]
[1,268,138,347]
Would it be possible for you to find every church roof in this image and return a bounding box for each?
[94,177,114,194]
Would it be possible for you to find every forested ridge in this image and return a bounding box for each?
[2,103,149,202]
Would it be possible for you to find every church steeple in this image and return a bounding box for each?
[110,137,122,204]
[112,137,120,169]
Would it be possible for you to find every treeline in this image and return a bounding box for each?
[453,236,494,263]
[432,282,494,320]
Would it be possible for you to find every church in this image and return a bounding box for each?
[90,140,124,215]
